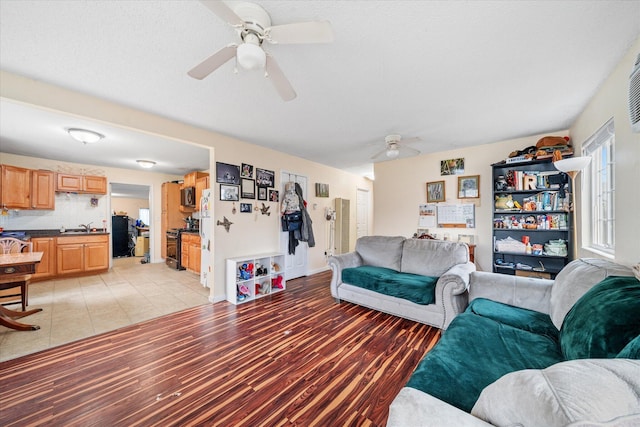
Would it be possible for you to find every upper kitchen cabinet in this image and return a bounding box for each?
[31,170,55,209]
[182,171,208,189]
[1,164,30,208]
[56,173,107,194]
[0,164,55,209]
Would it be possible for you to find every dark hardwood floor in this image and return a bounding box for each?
[0,270,441,426]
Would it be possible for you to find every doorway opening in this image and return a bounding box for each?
[110,183,151,263]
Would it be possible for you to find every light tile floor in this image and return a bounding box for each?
[0,257,211,362]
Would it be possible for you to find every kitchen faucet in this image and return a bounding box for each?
[79,222,93,233]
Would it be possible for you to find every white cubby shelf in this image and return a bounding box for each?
[225,252,286,305]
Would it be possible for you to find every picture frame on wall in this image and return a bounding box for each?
[458,175,480,198]
[315,183,329,197]
[269,189,279,202]
[220,184,239,201]
[257,187,268,201]
[241,163,253,178]
[216,162,240,184]
[256,168,275,187]
[440,158,465,176]
[240,203,252,213]
[241,178,255,199]
[426,181,446,203]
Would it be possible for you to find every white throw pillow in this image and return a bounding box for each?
[470,359,640,427]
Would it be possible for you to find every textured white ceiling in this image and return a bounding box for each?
[1,0,639,179]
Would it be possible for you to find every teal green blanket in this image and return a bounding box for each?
[406,298,563,412]
[342,265,438,305]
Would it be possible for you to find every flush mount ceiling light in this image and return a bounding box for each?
[67,128,104,144]
[136,160,156,169]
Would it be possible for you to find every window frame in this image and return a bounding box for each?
[582,118,615,256]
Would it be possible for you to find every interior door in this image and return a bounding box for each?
[356,188,369,239]
[280,172,308,280]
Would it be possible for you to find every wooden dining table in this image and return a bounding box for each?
[0,251,43,331]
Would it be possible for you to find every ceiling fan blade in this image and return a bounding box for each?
[370,148,389,160]
[400,145,421,155]
[402,137,422,144]
[265,21,334,44]
[265,55,296,101]
[188,45,237,80]
[199,0,245,27]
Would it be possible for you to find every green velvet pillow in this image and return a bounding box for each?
[560,276,640,360]
[617,334,640,359]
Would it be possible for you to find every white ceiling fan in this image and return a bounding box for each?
[188,1,334,101]
[370,134,422,161]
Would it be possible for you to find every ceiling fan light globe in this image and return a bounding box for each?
[237,43,266,70]
[386,148,400,158]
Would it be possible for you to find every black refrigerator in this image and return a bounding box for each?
[112,215,130,257]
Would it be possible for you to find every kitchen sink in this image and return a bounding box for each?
[60,231,106,235]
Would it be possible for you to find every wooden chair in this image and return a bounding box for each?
[0,237,33,311]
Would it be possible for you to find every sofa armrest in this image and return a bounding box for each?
[388,387,494,427]
[469,271,554,314]
[327,252,363,299]
[436,262,475,329]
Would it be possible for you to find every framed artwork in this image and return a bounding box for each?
[440,158,465,176]
[216,162,240,184]
[256,168,275,187]
[240,203,252,213]
[315,183,329,197]
[269,189,279,202]
[241,163,253,178]
[426,181,445,203]
[241,178,255,199]
[257,187,268,201]
[219,184,239,201]
[458,175,480,198]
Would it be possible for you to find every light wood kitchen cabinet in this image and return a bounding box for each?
[1,164,31,208]
[56,173,107,194]
[161,182,187,259]
[195,175,209,211]
[31,237,56,280]
[182,171,208,189]
[0,165,54,210]
[56,234,109,275]
[180,233,201,273]
[30,170,55,209]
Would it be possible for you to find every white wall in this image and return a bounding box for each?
[569,36,640,266]
[111,197,149,219]
[0,72,373,304]
[373,131,568,273]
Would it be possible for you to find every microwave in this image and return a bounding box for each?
[181,186,196,208]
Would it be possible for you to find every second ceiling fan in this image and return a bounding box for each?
[188,1,334,101]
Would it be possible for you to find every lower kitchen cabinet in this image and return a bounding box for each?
[31,237,56,280]
[56,235,109,276]
[181,233,201,273]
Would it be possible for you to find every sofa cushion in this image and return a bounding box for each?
[471,359,640,427]
[406,309,564,412]
[355,235,405,271]
[560,275,640,360]
[400,239,469,277]
[617,334,640,359]
[550,258,634,329]
[341,266,438,305]
[467,298,559,338]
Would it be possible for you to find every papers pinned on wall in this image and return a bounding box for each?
[418,204,437,228]
[437,204,475,228]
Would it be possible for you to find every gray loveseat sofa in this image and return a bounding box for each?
[388,258,640,427]
[328,235,475,329]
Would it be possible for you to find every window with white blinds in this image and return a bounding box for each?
[582,118,615,254]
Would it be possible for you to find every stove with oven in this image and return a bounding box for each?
[166,228,185,270]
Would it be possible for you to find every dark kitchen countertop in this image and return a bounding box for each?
[1,229,110,238]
